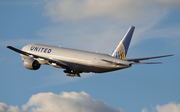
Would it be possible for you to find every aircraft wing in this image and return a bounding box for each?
[125,54,174,63]
[7,46,70,69]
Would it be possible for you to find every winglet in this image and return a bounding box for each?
[111,26,135,59]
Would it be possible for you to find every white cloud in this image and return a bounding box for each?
[0,102,20,112]
[2,0,180,58]
[141,108,149,112]
[36,24,129,53]
[141,102,180,112]
[43,0,180,22]
[156,102,180,112]
[41,0,180,53]
[0,91,123,112]
[154,0,180,7]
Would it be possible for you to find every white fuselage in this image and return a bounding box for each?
[21,44,132,73]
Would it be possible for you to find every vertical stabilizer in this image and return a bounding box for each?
[111,26,135,59]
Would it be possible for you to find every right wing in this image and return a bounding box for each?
[7,46,71,69]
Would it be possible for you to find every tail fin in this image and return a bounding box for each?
[111,26,135,59]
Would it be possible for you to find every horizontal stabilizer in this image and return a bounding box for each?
[101,59,131,66]
[132,62,162,65]
[125,54,174,62]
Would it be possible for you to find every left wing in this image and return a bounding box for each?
[7,46,70,69]
[125,54,174,63]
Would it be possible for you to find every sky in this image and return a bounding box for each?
[0,0,180,112]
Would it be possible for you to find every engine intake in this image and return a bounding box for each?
[24,58,41,70]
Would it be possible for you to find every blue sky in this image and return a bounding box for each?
[0,0,180,112]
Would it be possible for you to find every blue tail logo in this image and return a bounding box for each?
[111,26,135,59]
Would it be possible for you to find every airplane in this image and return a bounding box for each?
[7,26,173,77]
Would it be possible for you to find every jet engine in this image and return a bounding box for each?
[23,58,41,70]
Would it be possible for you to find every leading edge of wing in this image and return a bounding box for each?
[7,46,70,69]
[125,54,174,62]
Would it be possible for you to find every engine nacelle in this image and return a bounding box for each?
[23,58,41,70]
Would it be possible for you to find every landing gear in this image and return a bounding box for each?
[63,69,81,77]
[66,73,81,77]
